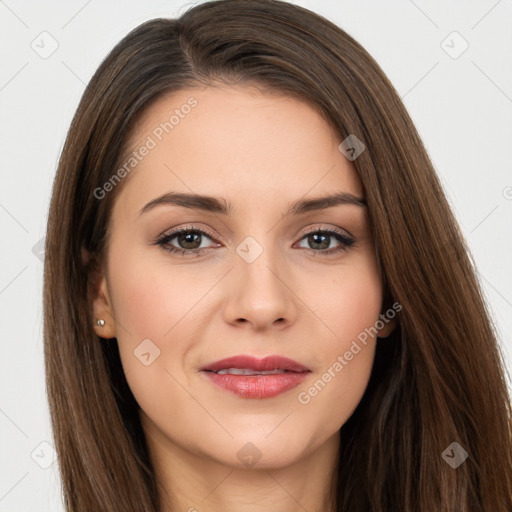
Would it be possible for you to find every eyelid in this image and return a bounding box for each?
[293,225,355,253]
[299,224,354,240]
[156,223,353,245]
[153,222,355,257]
[157,224,220,243]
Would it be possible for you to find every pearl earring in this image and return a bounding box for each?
[96,319,105,327]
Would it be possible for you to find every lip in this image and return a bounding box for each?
[201,355,310,373]
[200,355,311,399]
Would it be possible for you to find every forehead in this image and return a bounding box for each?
[114,84,363,218]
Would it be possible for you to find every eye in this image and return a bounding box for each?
[153,225,355,257]
[154,225,220,256]
[294,227,355,255]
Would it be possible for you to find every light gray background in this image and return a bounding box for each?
[1,1,511,510]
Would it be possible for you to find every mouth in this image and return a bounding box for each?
[210,368,297,375]
[201,354,310,373]
[200,355,311,399]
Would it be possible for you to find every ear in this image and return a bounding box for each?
[84,247,117,339]
[377,315,396,338]
[91,276,117,339]
[377,288,399,339]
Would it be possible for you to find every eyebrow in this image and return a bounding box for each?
[137,191,367,217]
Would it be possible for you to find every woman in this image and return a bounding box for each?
[43,0,512,510]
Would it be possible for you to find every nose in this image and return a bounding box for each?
[222,243,298,332]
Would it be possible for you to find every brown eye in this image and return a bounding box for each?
[295,229,354,255]
[155,226,219,256]
[173,230,203,250]
[305,232,331,250]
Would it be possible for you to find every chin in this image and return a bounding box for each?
[205,432,316,470]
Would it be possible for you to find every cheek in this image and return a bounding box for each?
[296,254,383,424]
[108,243,207,342]
[106,243,203,385]
[106,251,200,423]
[317,254,383,343]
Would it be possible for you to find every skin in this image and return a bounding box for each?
[90,84,395,512]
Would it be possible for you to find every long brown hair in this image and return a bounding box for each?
[43,1,512,510]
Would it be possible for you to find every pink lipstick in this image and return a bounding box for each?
[200,355,310,399]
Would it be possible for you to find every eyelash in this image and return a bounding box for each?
[153,224,355,257]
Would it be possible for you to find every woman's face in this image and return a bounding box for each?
[92,84,392,470]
